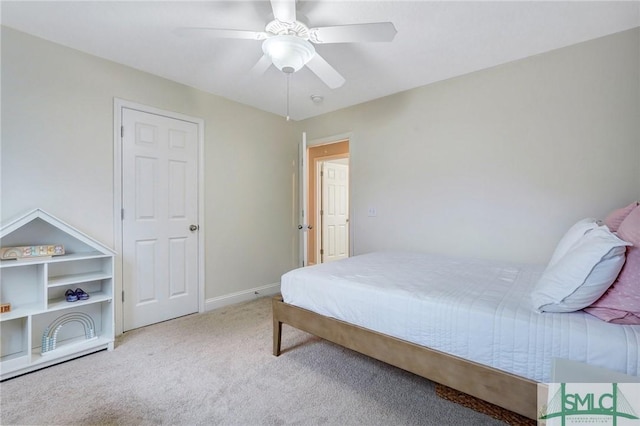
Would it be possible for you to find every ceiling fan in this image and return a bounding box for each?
[176,0,397,89]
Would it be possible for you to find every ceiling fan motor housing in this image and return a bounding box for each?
[265,20,310,39]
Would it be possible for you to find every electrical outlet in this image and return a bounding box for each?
[367,207,377,217]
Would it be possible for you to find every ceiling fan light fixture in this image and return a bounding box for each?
[262,35,315,74]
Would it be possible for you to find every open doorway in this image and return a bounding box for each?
[307,139,349,265]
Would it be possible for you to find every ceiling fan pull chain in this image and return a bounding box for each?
[286,72,291,121]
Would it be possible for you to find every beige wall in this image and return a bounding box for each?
[297,28,640,264]
[1,27,298,311]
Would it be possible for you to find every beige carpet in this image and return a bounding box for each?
[1,297,510,425]
[435,384,536,426]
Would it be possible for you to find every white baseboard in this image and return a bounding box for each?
[204,282,281,312]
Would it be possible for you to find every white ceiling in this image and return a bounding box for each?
[2,1,639,121]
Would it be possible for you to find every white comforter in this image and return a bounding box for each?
[281,251,640,383]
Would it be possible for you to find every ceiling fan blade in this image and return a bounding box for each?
[250,54,273,76]
[305,54,345,89]
[174,27,268,41]
[270,0,296,23]
[309,22,397,44]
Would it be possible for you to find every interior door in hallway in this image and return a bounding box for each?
[122,108,199,331]
[321,161,349,263]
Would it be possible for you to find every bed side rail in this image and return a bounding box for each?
[272,295,540,420]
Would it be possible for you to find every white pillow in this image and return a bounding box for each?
[532,227,630,313]
[546,218,601,270]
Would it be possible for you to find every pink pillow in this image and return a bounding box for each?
[604,201,638,232]
[618,204,640,245]
[585,205,640,324]
[583,247,640,324]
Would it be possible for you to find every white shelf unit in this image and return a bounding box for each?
[0,209,115,380]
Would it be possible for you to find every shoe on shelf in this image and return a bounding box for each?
[65,289,78,302]
[75,288,90,300]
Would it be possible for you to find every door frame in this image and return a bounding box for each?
[307,133,352,265]
[113,98,205,336]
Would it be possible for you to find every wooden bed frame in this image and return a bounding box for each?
[272,295,541,420]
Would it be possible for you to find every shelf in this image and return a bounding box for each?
[32,336,112,364]
[0,353,30,372]
[1,337,113,380]
[48,271,112,287]
[0,258,49,268]
[0,303,42,321]
[0,251,109,269]
[46,252,111,263]
[47,292,112,312]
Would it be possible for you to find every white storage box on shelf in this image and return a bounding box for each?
[0,209,115,380]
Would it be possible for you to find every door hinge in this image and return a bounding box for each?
[320,209,323,216]
[121,126,124,138]
[121,208,124,220]
[320,249,324,255]
[122,291,125,302]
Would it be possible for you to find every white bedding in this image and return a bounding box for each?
[281,251,640,383]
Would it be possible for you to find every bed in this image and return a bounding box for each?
[272,250,640,420]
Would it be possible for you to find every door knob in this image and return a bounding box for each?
[189,224,199,232]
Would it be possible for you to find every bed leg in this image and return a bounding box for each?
[273,318,282,356]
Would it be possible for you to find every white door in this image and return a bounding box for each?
[299,132,310,267]
[122,108,199,331]
[321,161,349,262]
